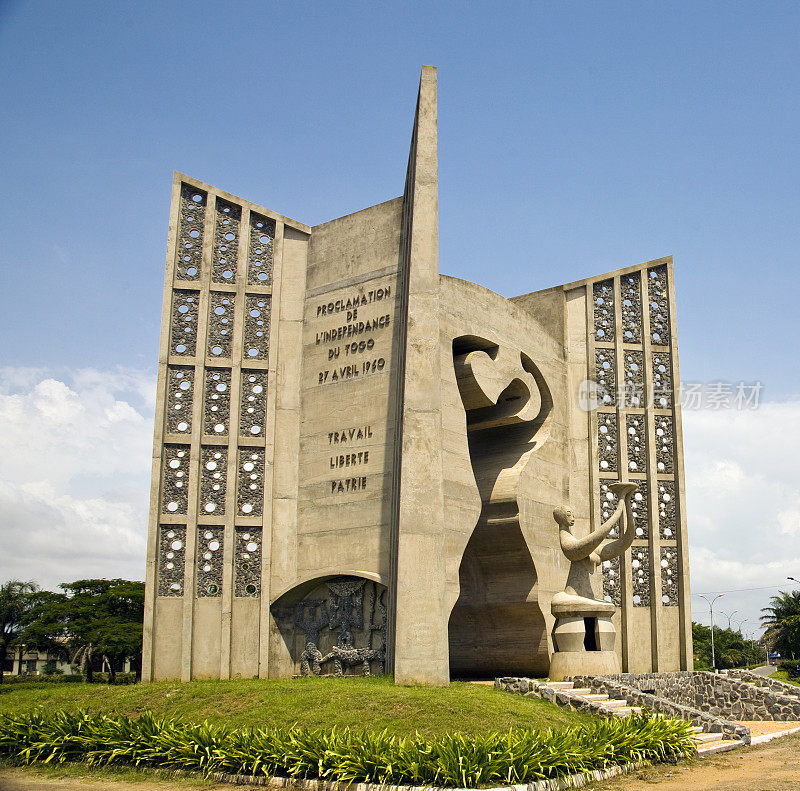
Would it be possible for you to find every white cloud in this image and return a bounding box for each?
[777,501,800,537]
[0,367,48,391]
[32,379,82,423]
[684,399,800,637]
[0,367,155,589]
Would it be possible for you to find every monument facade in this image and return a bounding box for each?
[142,66,692,685]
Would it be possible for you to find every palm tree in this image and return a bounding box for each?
[761,590,800,661]
[0,580,39,683]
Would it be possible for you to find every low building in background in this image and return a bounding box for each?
[2,649,68,676]
[2,650,133,676]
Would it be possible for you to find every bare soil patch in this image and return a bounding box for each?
[0,765,223,790]
[590,730,800,790]
[737,719,800,739]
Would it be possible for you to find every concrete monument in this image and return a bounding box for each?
[142,66,692,685]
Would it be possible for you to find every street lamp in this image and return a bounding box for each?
[733,618,753,666]
[699,593,725,671]
[720,609,739,630]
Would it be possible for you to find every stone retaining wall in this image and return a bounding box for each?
[568,675,750,742]
[726,669,800,699]
[572,672,800,722]
[495,676,750,743]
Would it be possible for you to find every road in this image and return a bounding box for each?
[747,664,776,676]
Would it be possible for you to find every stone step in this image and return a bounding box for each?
[543,681,574,689]
[599,698,629,708]
[570,687,591,695]
[584,693,610,701]
[693,732,725,744]
[696,739,744,756]
[610,706,642,716]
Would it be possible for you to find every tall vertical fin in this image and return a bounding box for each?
[389,65,449,685]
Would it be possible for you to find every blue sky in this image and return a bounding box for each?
[3,0,799,392]
[1,1,799,639]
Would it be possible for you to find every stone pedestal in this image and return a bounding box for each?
[552,616,586,652]
[549,593,620,680]
[595,616,616,652]
[548,649,621,681]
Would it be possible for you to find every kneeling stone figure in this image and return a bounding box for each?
[549,482,638,680]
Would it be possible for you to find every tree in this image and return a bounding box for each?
[22,579,144,682]
[0,580,39,683]
[19,590,70,664]
[761,590,800,661]
[59,579,144,682]
[692,621,762,670]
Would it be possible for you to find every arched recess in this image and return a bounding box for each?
[448,520,549,677]
[447,334,553,678]
[270,574,387,677]
[270,570,387,604]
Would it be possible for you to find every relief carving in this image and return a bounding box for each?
[272,576,387,677]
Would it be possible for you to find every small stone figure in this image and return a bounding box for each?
[322,629,382,676]
[300,641,324,676]
[295,598,329,643]
[327,577,366,633]
[294,599,329,676]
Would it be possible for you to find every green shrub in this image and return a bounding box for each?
[90,673,138,685]
[0,709,695,787]
[0,672,137,686]
[777,660,800,678]
[1,674,84,685]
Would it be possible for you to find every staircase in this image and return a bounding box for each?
[539,681,728,753]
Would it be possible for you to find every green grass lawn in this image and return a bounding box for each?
[771,670,800,687]
[0,677,590,736]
